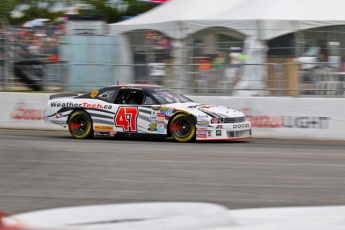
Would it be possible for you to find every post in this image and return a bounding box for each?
[0,17,13,91]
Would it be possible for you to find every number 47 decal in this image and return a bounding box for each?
[115,107,139,132]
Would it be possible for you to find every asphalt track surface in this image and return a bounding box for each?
[1,129,345,215]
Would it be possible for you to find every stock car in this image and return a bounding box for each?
[44,84,252,142]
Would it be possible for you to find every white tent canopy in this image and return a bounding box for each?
[110,0,345,40]
[109,0,245,38]
[109,0,345,96]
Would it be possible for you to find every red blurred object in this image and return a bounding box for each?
[0,211,9,229]
[0,210,25,230]
[49,55,59,64]
[199,59,212,69]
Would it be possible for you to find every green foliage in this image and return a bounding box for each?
[0,0,18,17]
[79,1,121,23]
[124,0,157,17]
[6,0,160,26]
[9,7,64,25]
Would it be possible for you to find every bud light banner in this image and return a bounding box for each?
[190,96,345,141]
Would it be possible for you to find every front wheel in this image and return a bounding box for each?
[68,110,94,139]
[169,114,196,143]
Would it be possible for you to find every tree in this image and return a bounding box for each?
[123,0,157,17]
[4,0,160,25]
[0,0,18,17]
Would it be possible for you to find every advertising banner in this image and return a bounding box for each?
[190,96,345,141]
[0,92,344,140]
[0,93,65,131]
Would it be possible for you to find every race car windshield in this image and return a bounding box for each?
[149,89,193,104]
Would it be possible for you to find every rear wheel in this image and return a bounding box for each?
[68,110,93,139]
[169,114,195,143]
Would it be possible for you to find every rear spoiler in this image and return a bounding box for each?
[50,94,79,100]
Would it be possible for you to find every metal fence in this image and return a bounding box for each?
[1,25,345,96]
[1,62,345,97]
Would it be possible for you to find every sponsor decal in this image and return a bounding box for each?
[248,116,282,128]
[189,104,199,109]
[90,90,99,98]
[50,120,67,124]
[207,131,212,137]
[197,127,207,131]
[151,111,158,115]
[211,118,218,124]
[11,102,44,121]
[150,120,158,124]
[174,110,190,115]
[201,105,217,109]
[159,110,167,115]
[121,87,142,90]
[148,123,157,131]
[157,116,165,121]
[94,125,113,131]
[94,131,110,136]
[157,113,166,117]
[55,113,63,119]
[196,131,207,134]
[51,102,112,110]
[157,124,164,132]
[283,116,329,129]
[242,108,330,129]
[216,125,223,129]
[216,130,222,136]
[160,105,169,110]
[157,121,165,124]
[197,115,208,121]
[233,123,250,129]
[197,134,207,138]
[152,106,160,111]
[197,121,208,125]
[166,110,173,115]
[149,116,157,120]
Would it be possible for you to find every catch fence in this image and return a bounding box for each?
[1,62,344,97]
[1,24,345,96]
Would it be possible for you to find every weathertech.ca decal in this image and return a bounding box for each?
[51,102,112,110]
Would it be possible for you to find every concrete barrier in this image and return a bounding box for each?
[1,92,344,141]
[190,96,345,141]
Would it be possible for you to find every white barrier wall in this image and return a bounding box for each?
[190,96,345,141]
[0,92,344,141]
[0,93,65,131]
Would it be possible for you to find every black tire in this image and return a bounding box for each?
[169,114,196,143]
[68,110,94,139]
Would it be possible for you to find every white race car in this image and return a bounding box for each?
[44,84,251,142]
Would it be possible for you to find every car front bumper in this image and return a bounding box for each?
[196,121,252,140]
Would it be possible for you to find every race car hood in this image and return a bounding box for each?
[168,102,245,118]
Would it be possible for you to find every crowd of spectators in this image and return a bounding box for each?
[0,22,65,63]
[144,31,172,60]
